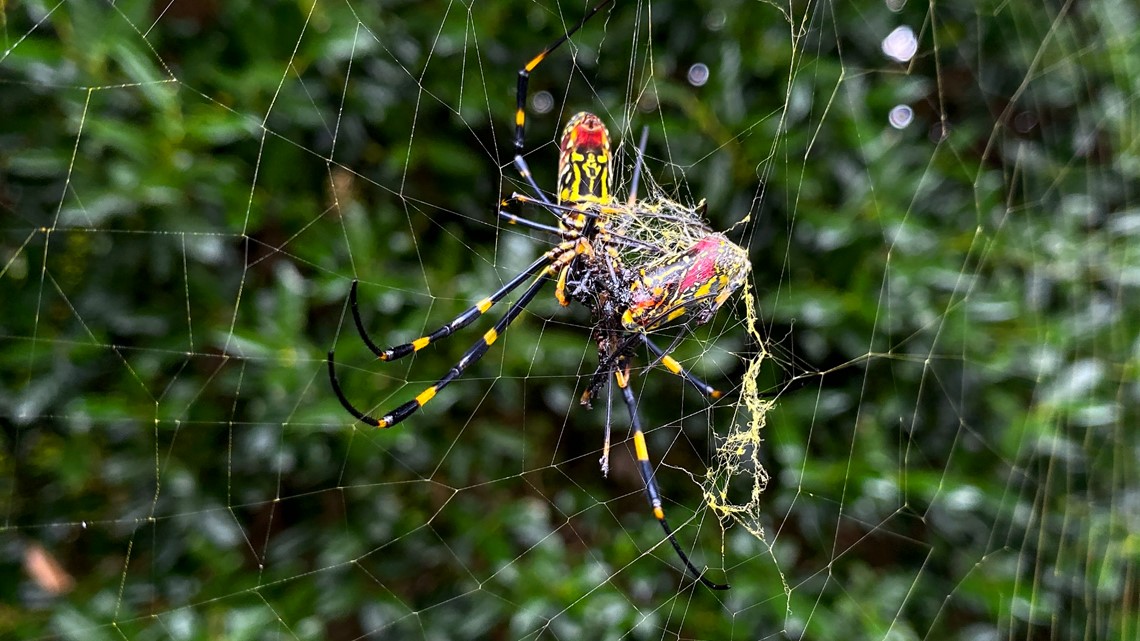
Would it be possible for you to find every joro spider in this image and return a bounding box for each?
[328,0,748,591]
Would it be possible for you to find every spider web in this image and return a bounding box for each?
[2,0,1137,639]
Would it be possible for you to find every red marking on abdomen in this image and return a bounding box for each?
[571,125,606,149]
[561,113,608,152]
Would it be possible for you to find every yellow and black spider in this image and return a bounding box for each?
[328,0,748,590]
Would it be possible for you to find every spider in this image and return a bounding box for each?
[328,0,749,591]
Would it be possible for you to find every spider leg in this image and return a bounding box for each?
[585,331,725,407]
[614,358,730,591]
[581,331,643,407]
[627,126,650,205]
[512,155,554,206]
[600,378,614,477]
[329,272,551,429]
[347,250,559,362]
[498,209,562,236]
[642,334,723,400]
[504,192,602,220]
[514,0,616,156]
[499,194,592,241]
[506,194,665,254]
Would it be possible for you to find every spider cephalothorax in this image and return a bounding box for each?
[328,0,747,591]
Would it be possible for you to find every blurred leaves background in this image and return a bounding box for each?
[2,0,1138,639]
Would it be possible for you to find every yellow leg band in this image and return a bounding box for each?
[615,369,629,389]
[633,431,649,461]
[415,386,437,406]
[525,52,546,72]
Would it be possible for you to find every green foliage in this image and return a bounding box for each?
[2,0,1137,639]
